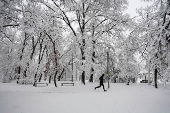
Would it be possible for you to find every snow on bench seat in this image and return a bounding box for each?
[35,82,48,87]
[61,83,74,86]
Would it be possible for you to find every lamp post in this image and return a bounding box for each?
[72,53,73,82]
[107,47,110,89]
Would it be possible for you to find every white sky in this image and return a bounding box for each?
[126,0,153,17]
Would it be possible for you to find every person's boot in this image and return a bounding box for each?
[104,90,107,92]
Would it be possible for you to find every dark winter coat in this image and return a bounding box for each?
[99,75,104,83]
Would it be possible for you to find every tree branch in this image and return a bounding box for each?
[53,1,77,36]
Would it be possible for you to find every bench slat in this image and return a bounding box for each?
[61,83,74,86]
[35,82,48,87]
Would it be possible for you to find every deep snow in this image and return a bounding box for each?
[0,81,170,113]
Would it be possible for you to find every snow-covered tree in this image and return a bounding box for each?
[39,0,130,84]
[0,0,22,82]
[18,1,64,86]
[135,0,170,88]
[0,0,65,87]
[117,41,139,83]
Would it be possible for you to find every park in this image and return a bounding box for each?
[0,0,170,113]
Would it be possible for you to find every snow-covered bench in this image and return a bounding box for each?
[35,82,48,87]
[61,83,74,86]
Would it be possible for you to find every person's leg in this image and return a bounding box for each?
[95,84,102,89]
[101,83,106,91]
[101,84,105,90]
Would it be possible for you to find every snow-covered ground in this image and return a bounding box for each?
[0,81,170,113]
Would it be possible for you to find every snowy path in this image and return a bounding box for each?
[0,82,170,113]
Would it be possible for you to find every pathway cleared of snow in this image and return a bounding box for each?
[0,81,170,113]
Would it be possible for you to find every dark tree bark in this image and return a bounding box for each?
[89,40,96,82]
[54,71,58,87]
[30,37,37,60]
[89,68,94,82]
[49,76,52,83]
[33,73,37,86]
[82,71,85,85]
[38,73,42,82]
[58,68,65,81]
[81,39,86,85]
[16,66,21,84]
[20,32,27,60]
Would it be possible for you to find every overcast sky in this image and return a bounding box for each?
[127,0,153,17]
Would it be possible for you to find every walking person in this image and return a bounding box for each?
[95,74,107,92]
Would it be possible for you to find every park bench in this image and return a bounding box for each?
[61,83,74,86]
[35,82,48,87]
[140,80,148,83]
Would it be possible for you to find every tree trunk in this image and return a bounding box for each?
[81,39,86,85]
[89,40,95,82]
[82,71,85,85]
[89,68,94,82]
[30,36,40,60]
[16,66,21,84]
[45,32,59,87]
[49,76,52,83]
[38,73,42,82]
[54,71,58,87]
[33,73,37,86]
[58,68,64,81]
[154,68,158,88]
[89,73,93,82]
[20,32,27,61]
